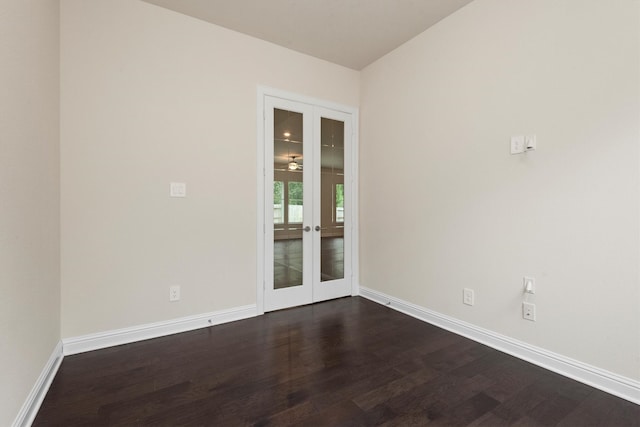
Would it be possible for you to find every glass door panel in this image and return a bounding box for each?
[319,117,345,282]
[312,108,352,303]
[264,99,314,312]
[273,108,304,289]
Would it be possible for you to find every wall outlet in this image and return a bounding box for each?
[463,288,474,306]
[522,302,536,321]
[169,285,180,302]
[511,135,525,154]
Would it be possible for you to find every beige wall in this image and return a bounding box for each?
[0,0,61,424]
[60,0,359,337]
[360,0,640,380]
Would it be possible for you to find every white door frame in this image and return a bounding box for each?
[256,86,359,315]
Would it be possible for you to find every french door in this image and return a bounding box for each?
[262,94,354,312]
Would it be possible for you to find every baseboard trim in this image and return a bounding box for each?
[63,304,258,356]
[12,341,63,427]
[359,287,640,405]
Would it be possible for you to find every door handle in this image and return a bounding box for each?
[303,226,311,232]
[315,226,321,231]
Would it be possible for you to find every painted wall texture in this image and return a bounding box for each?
[360,0,640,380]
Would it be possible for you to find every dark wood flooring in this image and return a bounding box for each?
[34,297,639,426]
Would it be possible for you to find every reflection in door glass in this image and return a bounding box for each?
[320,118,345,282]
[273,181,284,224]
[288,182,303,223]
[273,109,304,289]
[335,184,344,223]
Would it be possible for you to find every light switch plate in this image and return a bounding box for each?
[170,182,186,197]
[511,135,525,154]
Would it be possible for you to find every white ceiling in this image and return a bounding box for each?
[142,0,474,70]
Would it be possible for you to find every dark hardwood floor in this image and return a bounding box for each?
[34,297,639,426]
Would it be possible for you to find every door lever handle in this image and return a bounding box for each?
[315,226,321,231]
[303,226,311,232]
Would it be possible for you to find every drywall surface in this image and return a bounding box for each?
[360,0,640,380]
[0,0,61,424]
[60,0,359,337]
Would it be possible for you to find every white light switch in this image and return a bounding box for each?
[170,182,186,198]
[511,135,525,154]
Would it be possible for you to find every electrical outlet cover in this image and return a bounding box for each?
[511,135,525,154]
[169,285,180,302]
[523,302,536,321]
[463,288,474,306]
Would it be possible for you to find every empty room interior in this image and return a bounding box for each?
[2,0,639,425]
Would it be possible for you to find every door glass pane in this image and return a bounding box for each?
[273,108,304,289]
[320,117,344,282]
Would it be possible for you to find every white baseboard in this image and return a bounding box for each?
[12,341,63,427]
[359,287,640,405]
[63,304,257,356]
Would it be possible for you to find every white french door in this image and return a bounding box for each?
[262,94,354,312]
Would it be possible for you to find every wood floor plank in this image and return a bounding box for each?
[254,400,318,427]
[352,367,439,411]
[491,381,553,423]
[293,400,367,426]
[33,297,640,426]
[311,367,403,411]
[557,391,640,427]
[430,392,501,426]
